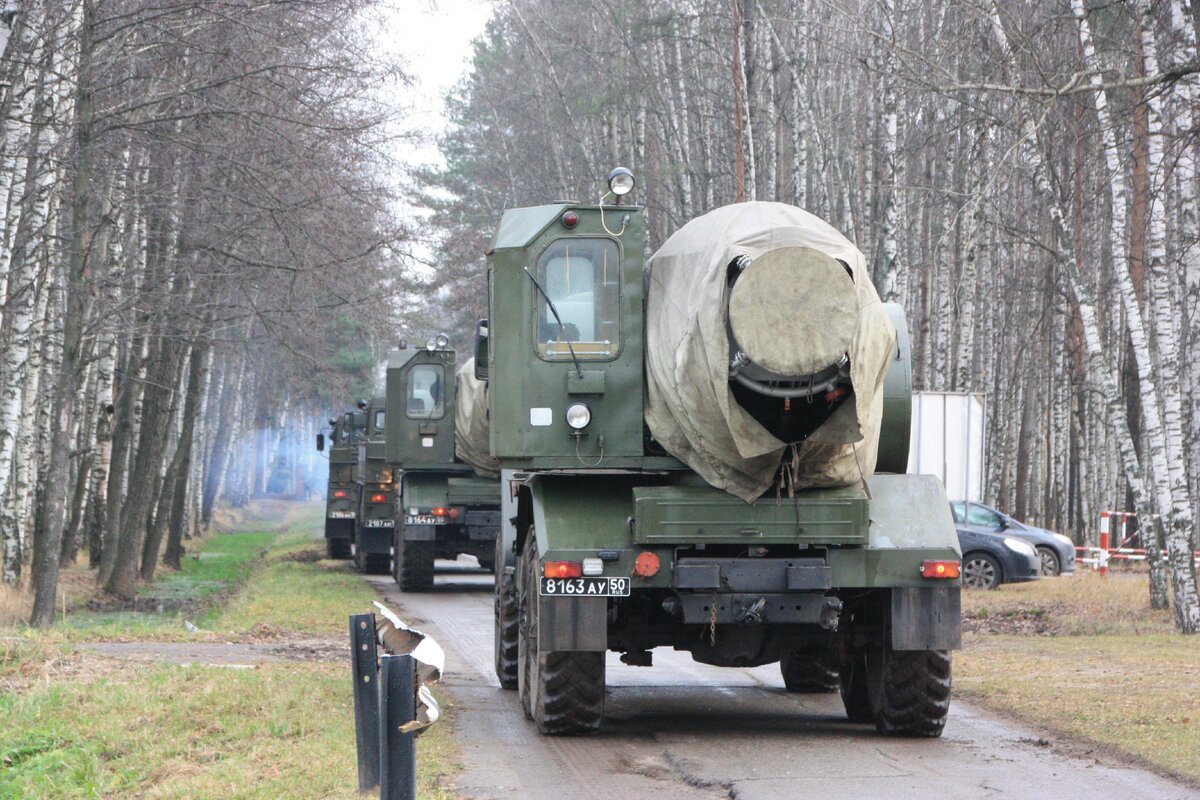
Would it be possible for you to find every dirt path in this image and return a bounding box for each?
[366,568,1200,800]
[78,638,346,666]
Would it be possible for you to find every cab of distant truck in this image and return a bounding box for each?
[352,395,395,574]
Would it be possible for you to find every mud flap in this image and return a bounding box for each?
[402,524,437,542]
[891,586,961,651]
[538,595,607,652]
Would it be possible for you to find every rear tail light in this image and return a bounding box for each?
[921,560,961,579]
[432,506,447,517]
[543,561,582,579]
[333,490,347,499]
[369,493,388,504]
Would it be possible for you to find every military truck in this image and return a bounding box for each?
[317,405,367,559]
[351,395,396,574]
[483,170,962,736]
[384,338,502,591]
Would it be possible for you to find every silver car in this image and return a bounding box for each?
[950,501,1076,577]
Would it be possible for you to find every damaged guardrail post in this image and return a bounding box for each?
[379,654,416,800]
[350,602,444,798]
[350,613,382,792]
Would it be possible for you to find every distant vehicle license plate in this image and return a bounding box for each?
[328,511,355,519]
[405,515,445,525]
[363,519,393,528]
[540,577,630,597]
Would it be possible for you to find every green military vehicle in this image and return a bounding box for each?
[352,395,396,574]
[317,406,366,559]
[384,338,502,591]
[483,170,962,736]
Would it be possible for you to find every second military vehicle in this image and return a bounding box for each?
[385,338,501,591]
[317,406,366,559]
[482,170,962,736]
[352,395,396,574]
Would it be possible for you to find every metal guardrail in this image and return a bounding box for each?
[350,613,417,800]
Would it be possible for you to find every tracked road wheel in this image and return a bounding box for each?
[780,649,838,693]
[396,537,435,591]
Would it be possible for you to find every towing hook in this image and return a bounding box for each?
[819,597,844,631]
[739,596,767,624]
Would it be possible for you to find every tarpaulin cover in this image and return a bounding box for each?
[455,357,500,478]
[644,202,896,502]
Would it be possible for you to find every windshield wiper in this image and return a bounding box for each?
[523,266,583,379]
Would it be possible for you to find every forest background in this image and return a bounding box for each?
[2,0,1198,632]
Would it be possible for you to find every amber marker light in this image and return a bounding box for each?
[633,551,660,578]
[921,560,961,579]
[543,561,582,579]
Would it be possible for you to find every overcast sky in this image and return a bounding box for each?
[384,0,493,171]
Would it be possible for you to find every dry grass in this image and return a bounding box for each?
[959,570,1200,784]
[962,570,1176,635]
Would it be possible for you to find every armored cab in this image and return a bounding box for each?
[351,395,395,574]
[483,172,961,737]
[319,406,367,559]
[384,340,502,591]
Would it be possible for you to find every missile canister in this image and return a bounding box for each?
[644,201,896,501]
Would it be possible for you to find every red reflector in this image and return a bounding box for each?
[369,493,388,504]
[633,551,660,578]
[432,507,447,517]
[448,508,459,520]
[333,490,347,499]
[921,560,961,579]
[543,561,582,579]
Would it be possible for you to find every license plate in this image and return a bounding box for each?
[364,519,393,528]
[328,511,355,519]
[405,515,445,525]
[540,577,630,597]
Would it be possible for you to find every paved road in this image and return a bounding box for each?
[367,563,1199,800]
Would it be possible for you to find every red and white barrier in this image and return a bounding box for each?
[1076,511,1200,573]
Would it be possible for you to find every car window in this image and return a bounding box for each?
[966,503,1003,529]
[950,502,965,523]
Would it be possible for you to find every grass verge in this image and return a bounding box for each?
[0,500,462,799]
[958,572,1200,784]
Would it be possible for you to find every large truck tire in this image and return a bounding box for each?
[325,538,351,560]
[518,533,604,735]
[871,647,952,737]
[495,564,519,689]
[838,652,874,723]
[780,649,838,693]
[396,538,435,591]
[357,553,390,575]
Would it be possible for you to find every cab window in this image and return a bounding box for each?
[407,365,444,419]
[535,238,620,360]
[374,410,385,432]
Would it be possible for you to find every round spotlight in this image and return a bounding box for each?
[435,333,450,348]
[565,403,591,430]
[607,167,635,196]
[356,399,367,410]
[425,338,436,352]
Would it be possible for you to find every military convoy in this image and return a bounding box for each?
[352,395,395,574]
[319,167,963,740]
[476,170,962,737]
[318,406,365,559]
[384,340,501,591]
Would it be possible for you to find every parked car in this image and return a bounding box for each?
[956,527,1041,590]
[951,501,1076,577]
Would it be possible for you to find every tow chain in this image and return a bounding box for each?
[709,593,718,645]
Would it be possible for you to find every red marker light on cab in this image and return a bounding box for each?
[561,211,578,228]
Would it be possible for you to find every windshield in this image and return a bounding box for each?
[535,238,620,360]
[407,364,445,419]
